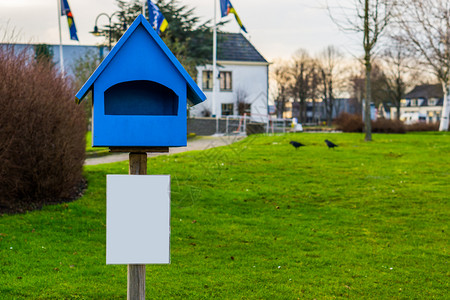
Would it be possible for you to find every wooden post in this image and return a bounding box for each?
[128,152,147,300]
[129,152,147,175]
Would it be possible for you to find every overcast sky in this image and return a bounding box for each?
[0,0,360,61]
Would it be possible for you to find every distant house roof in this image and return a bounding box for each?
[405,84,443,100]
[217,32,268,63]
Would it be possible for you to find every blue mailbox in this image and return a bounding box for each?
[76,15,206,147]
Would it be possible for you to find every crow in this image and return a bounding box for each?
[290,141,305,149]
[325,139,338,149]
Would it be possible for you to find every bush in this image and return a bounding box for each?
[0,45,86,213]
[405,122,439,132]
[334,113,407,133]
[372,118,406,133]
[334,112,364,132]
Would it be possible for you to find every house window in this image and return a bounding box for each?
[219,71,232,91]
[202,70,213,91]
[221,103,234,116]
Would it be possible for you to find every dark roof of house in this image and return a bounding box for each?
[405,84,443,99]
[217,32,268,63]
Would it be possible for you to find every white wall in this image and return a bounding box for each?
[395,106,442,124]
[192,61,269,122]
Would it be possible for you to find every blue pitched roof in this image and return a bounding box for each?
[75,14,206,105]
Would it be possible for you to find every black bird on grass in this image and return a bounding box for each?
[325,139,338,149]
[290,141,305,149]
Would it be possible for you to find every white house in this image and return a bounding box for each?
[391,84,443,124]
[190,33,270,122]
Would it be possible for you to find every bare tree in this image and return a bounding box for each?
[317,45,344,125]
[309,62,322,123]
[348,61,389,113]
[394,0,450,131]
[290,49,318,123]
[235,87,249,116]
[379,38,412,120]
[348,71,365,114]
[328,0,395,140]
[271,61,292,118]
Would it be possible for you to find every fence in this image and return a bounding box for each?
[225,115,292,135]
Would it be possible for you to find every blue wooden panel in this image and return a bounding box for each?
[93,75,187,147]
[93,115,187,147]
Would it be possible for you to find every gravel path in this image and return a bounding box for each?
[84,135,244,165]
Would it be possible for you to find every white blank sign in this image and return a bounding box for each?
[106,175,170,264]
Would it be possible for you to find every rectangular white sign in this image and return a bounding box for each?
[106,175,170,264]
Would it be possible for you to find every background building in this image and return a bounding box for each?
[392,84,443,124]
[191,33,269,122]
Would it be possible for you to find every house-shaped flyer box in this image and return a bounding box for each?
[76,15,206,147]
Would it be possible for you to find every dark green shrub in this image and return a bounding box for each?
[0,45,86,213]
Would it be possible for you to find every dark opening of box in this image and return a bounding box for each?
[104,80,178,115]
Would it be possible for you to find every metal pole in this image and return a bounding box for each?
[226,116,229,135]
[142,0,146,17]
[56,0,64,74]
[243,114,247,134]
[109,23,112,51]
[212,0,219,133]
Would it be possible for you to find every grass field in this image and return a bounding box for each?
[1,133,449,299]
[85,131,109,157]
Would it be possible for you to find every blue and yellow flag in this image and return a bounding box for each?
[60,0,78,41]
[220,0,247,33]
[148,0,168,35]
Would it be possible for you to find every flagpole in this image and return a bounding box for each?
[212,0,219,134]
[57,0,64,75]
[142,0,146,17]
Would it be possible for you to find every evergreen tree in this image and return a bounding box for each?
[34,44,54,65]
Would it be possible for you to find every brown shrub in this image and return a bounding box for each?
[0,45,86,213]
[334,113,407,133]
[334,112,364,132]
[405,122,440,132]
[372,118,406,133]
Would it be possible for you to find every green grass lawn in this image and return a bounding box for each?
[1,133,449,298]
